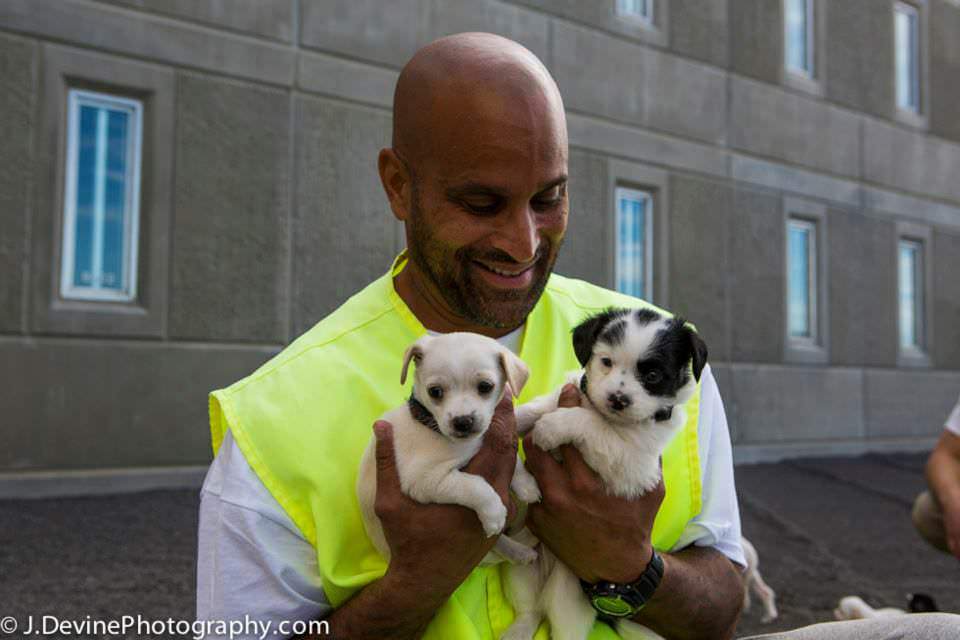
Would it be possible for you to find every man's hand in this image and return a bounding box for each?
[374,390,519,593]
[523,384,661,583]
[927,430,960,560]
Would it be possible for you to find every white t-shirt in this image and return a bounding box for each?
[946,392,960,436]
[196,327,745,632]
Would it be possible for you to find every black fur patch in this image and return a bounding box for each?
[635,316,709,397]
[634,308,661,326]
[571,308,631,366]
[598,319,627,348]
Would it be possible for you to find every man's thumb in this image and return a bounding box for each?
[373,420,399,483]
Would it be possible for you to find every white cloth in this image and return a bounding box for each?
[196,335,745,631]
[945,392,960,436]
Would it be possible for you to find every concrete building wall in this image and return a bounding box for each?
[2,0,960,492]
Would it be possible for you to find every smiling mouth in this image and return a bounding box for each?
[472,260,535,278]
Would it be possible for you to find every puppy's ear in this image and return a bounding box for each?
[571,308,622,367]
[684,322,709,382]
[400,335,431,385]
[498,350,530,398]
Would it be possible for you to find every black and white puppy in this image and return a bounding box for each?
[504,308,708,640]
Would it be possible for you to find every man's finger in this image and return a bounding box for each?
[373,420,402,495]
[557,444,603,493]
[523,434,567,495]
[557,383,581,408]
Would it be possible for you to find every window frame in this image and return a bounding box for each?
[780,0,825,96]
[783,197,829,363]
[787,217,818,344]
[895,222,933,367]
[60,88,144,303]
[616,0,654,27]
[784,0,815,78]
[614,186,655,302]
[892,0,930,129]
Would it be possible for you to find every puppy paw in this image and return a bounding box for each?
[512,474,542,504]
[531,416,566,451]
[478,500,508,537]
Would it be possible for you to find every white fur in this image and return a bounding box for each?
[833,596,907,620]
[357,332,540,566]
[741,537,779,623]
[504,316,699,640]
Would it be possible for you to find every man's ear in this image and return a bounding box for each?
[571,308,625,367]
[400,335,432,385]
[378,148,413,223]
[684,323,709,382]
[498,350,530,398]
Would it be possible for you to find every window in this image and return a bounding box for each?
[784,0,814,76]
[787,218,817,342]
[615,187,653,300]
[61,89,143,302]
[898,239,925,350]
[895,2,920,112]
[616,0,654,24]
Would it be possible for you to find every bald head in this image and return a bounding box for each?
[392,33,566,173]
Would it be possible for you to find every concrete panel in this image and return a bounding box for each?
[424,0,549,65]
[731,155,861,208]
[170,74,290,342]
[0,35,35,334]
[293,97,395,337]
[554,149,607,286]
[863,117,960,204]
[0,339,277,471]
[729,76,860,178]
[509,0,669,48]
[933,229,960,369]
[732,365,864,443]
[0,0,295,86]
[97,0,295,42]
[824,0,894,119]
[729,0,782,84]
[552,22,726,144]
[299,0,421,68]
[729,186,784,363]
[566,113,728,178]
[863,186,960,232]
[297,51,398,108]
[669,0,728,67]
[865,369,960,438]
[707,363,737,443]
[930,0,960,143]
[828,209,898,367]
[669,175,730,362]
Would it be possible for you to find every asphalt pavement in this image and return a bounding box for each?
[1,453,956,639]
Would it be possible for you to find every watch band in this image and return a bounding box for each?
[580,549,664,618]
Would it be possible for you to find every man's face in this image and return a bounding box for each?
[402,90,568,329]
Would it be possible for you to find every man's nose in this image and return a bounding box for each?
[494,205,540,264]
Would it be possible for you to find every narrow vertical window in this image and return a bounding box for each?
[895,2,920,112]
[615,187,653,300]
[898,239,925,350]
[785,0,814,76]
[616,0,654,24]
[787,219,817,341]
[61,89,142,302]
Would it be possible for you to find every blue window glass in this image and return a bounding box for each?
[898,240,924,349]
[785,0,813,75]
[787,220,816,340]
[895,3,920,112]
[61,90,142,301]
[615,188,651,300]
[616,0,653,23]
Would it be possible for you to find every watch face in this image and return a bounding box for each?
[593,595,635,618]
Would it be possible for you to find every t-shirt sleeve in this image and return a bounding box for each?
[197,430,331,635]
[670,365,747,568]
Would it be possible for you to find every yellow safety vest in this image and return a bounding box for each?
[209,253,702,639]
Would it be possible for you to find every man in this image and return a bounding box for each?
[913,394,960,559]
[198,33,959,639]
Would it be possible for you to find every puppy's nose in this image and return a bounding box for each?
[607,393,632,412]
[452,415,476,434]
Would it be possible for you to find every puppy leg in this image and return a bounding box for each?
[515,390,560,435]
[742,574,753,613]
[511,456,541,504]
[542,561,596,640]
[412,470,507,537]
[501,560,544,640]
[751,572,778,622]
[493,534,538,565]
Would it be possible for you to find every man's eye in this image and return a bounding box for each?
[428,386,444,400]
[532,198,563,212]
[461,200,501,215]
[601,357,613,368]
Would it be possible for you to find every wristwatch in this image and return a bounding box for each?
[580,549,664,618]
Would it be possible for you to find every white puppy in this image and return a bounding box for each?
[357,332,542,566]
[503,308,708,640]
[742,537,779,623]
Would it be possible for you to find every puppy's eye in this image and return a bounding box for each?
[643,371,663,384]
[428,386,444,400]
[601,357,613,368]
[477,381,494,395]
